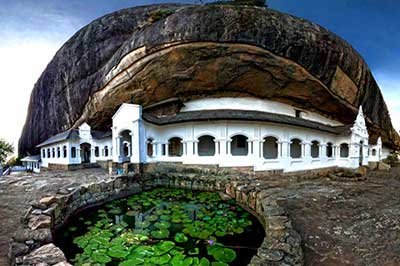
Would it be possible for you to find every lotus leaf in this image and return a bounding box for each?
[174,233,188,243]
[208,245,236,263]
[188,247,199,255]
[155,241,175,253]
[126,210,137,217]
[199,257,211,266]
[91,250,111,263]
[119,257,145,266]
[154,221,171,229]
[151,253,171,264]
[146,214,158,222]
[151,229,169,239]
[107,245,129,259]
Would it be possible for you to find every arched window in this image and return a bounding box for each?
[71,147,77,158]
[311,141,320,158]
[263,136,278,159]
[326,143,333,158]
[42,149,46,158]
[95,147,99,157]
[168,137,183,157]
[52,148,55,158]
[372,149,377,156]
[104,146,109,157]
[340,143,349,158]
[57,147,61,158]
[231,135,248,156]
[290,138,302,159]
[198,135,215,156]
[147,138,154,157]
[63,146,67,158]
[47,148,50,158]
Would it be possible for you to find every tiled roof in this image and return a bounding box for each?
[36,129,112,148]
[143,110,350,135]
[21,155,41,162]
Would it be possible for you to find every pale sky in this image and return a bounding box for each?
[0,0,399,157]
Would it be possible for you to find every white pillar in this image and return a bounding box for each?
[214,140,219,155]
[219,139,228,156]
[77,148,82,164]
[253,139,261,158]
[227,139,232,155]
[193,140,199,156]
[166,144,169,157]
[90,147,96,163]
[277,141,282,158]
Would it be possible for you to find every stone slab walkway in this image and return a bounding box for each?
[0,169,109,266]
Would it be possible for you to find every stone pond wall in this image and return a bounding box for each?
[9,165,304,266]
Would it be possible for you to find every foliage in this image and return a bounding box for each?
[208,0,268,7]
[6,156,21,167]
[0,139,14,166]
[383,152,399,166]
[65,188,256,265]
[148,9,175,23]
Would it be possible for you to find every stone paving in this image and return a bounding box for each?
[1,166,400,266]
[0,169,110,266]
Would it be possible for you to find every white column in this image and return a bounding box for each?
[152,143,157,157]
[227,139,232,155]
[193,140,199,156]
[77,148,82,164]
[184,140,193,157]
[166,144,169,157]
[90,147,96,163]
[303,142,312,167]
[218,139,228,156]
[214,140,219,155]
[253,139,261,158]
[277,141,282,158]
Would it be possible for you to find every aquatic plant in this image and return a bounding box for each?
[64,188,259,265]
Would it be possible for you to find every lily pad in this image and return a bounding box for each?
[92,250,111,263]
[107,245,129,259]
[154,221,171,230]
[151,229,170,239]
[208,245,236,263]
[174,233,188,243]
[119,257,145,266]
[155,241,175,254]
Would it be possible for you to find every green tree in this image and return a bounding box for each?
[233,0,267,6]
[0,139,14,166]
[207,0,268,7]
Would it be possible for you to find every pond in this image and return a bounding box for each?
[54,188,265,266]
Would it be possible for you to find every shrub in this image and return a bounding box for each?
[383,152,399,166]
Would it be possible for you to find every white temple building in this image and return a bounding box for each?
[36,97,391,172]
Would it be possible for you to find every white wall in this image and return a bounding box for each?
[142,120,356,172]
[40,138,113,167]
[180,97,343,127]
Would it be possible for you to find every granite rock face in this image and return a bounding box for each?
[19,4,400,155]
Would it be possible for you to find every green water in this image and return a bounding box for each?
[55,188,264,266]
